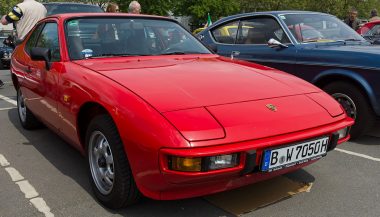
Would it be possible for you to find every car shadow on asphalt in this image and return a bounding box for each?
[7,108,317,217]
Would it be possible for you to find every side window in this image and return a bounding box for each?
[36,22,60,62]
[236,17,290,44]
[25,24,44,55]
[211,20,239,44]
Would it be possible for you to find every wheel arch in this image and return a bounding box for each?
[11,73,19,90]
[77,102,112,151]
[313,69,380,116]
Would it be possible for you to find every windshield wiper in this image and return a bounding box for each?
[88,53,151,58]
[88,53,133,58]
[160,51,208,55]
[343,38,363,42]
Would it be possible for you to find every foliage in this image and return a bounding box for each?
[0,0,19,15]
[239,0,380,20]
[172,0,240,26]
[2,0,380,25]
[116,0,173,15]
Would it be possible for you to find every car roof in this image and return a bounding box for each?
[45,12,171,21]
[214,11,332,26]
[366,20,380,25]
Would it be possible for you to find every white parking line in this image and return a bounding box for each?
[335,148,380,162]
[30,198,54,217]
[0,107,16,111]
[0,94,17,106]
[5,167,24,182]
[16,180,39,199]
[0,154,10,166]
[0,153,54,217]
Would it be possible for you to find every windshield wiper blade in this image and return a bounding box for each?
[161,51,187,55]
[88,53,152,58]
[88,53,132,58]
[344,38,363,42]
[160,51,208,55]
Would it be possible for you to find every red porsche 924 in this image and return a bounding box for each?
[10,13,354,208]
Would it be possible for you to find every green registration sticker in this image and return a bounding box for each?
[68,20,79,27]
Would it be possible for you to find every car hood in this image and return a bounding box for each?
[76,55,321,112]
[299,43,380,68]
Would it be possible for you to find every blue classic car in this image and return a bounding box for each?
[0,36,13,69]
[198,11,379,139]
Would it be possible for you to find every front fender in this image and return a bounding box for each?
[313,69,380,116]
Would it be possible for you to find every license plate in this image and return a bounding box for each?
[261,136,329,172]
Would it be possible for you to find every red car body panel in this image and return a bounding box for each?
[357,20,380,35]
[11,13,354,201]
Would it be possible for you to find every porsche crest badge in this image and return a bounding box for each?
[266,104,277,112]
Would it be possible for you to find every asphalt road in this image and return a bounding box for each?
[1,69,380,217]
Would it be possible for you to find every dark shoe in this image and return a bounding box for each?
[0,80,4,88]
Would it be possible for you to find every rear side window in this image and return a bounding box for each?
[25,24,44,55]
[211,20,239,44]
[236,17,290,44]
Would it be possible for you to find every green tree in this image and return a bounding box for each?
[172,0,240,28]
[117,0,173,15]
[239,0,380,19]
[0,0,20,15]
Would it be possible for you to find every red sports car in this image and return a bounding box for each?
[11,13,354,208]
[357,20,380,44]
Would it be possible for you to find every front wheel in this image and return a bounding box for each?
[86,115,141,208]
[323,82,375,139]
[17,88,42,129]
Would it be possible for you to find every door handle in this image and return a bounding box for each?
[25,66,32,73]
[230,51,240,60]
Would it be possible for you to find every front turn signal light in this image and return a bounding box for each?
[170,156,202,172]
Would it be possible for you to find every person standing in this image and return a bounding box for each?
[369,9,380,22]
[106,2,120,13]
[344,8,361,30]
[1,0,46,41]
[128,1,141,14]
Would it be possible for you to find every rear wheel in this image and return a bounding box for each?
[323,82,375,139]
[17,88,42,129]
[86,115,141,208]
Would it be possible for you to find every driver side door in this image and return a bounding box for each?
[22,21,62,129]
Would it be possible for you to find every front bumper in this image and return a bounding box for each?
[138,117,354,200]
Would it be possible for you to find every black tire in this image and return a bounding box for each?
[0,61,4,70]
[323,82,376,139]
[86,114,141,209]
[17,88,42,130]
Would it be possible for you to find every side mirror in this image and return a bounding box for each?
[267,38,288,49]
[208,44,218,53]
[30,47,51,69]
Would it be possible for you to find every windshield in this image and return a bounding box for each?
[45,4,104,16]
[65,18,211,60]
[282,14,364,43]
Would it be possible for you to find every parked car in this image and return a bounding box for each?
[357,20,380,44]
[0,36,14,69]
[44,2,104,15]
[11,13,353,208]
[198,11,379,139]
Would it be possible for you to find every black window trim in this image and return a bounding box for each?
[35,21,61,62]
[209,14,296,46]
[235,16,292,46]
[24,22,46,56]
